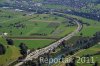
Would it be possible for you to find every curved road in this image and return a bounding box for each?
[15,20,82,66]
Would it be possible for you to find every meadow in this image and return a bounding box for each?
[53,14,100,66]
[0,9,76,66]
[65,14,100,37]
[0,36,21,66]
[75,43,100,66]
[0,9,76,38]
[0,0,100,66]
[14,39,55,49]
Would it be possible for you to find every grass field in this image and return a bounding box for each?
[75,43,100,66]
[0,34,55,65]
[0,36,21,66]
[0,9,76,38]
[14,39,56,49]
[65,14,100,37]
[0,46,21,66]
[0,1,100,66]
[0,9,77,66]
[53,14,100,66]
[53,43,100,66]
[0,36,56,66]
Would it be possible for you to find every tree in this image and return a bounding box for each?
[6,39,14,45]
[0,43,6,55]
[19,43,28,56]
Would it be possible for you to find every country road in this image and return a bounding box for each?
[15,19,82,66]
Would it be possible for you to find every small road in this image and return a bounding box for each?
[15,19,82,66]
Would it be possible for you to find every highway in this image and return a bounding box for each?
[15,20,82,66]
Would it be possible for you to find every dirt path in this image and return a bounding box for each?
[9,36,58,40]
[13,38,54,40]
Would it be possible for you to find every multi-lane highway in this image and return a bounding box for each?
[15,20,82,66]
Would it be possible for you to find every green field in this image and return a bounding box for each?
[0,8,100,66]
[0,46,21,66]
[0,9,76,38]
[0,36,21,66]
[0,36,56,66]
[14,39,55,49]
[53,14,100,66]
[0,0,100,66]
[53,43,100,66]
[75,43,100,66]
[65,14,100,37]
[0,9,77,66]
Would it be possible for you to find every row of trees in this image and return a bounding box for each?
[61,31,100,66]
[60,31,100,54]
